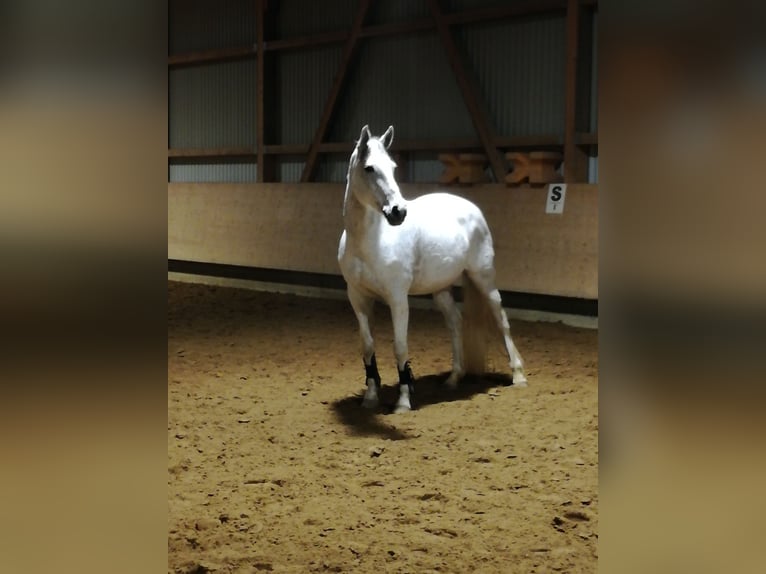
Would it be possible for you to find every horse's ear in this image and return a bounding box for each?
[381,125,394,149]
[357,125,372,153]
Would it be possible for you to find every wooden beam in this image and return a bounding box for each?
[168,0,580,67]
[263,144,307,155]
[168,147,255,158]
[427,0,506,182]
[359,18,433,39]
[443,0,567,25]
[564,0,588,182]
[168,134,570,161]
[268,135,564,155]
[256,0,266,182]
[168,45,255,67]
[496,134,563,148]
[257,0,280,181]
[300,0,371,182]
[265,30,349,52]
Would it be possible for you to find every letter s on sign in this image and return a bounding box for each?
[546,183,567,214]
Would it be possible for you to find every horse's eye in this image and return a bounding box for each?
[364,165,374,173]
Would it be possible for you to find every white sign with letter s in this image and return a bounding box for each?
[546,183,567,214]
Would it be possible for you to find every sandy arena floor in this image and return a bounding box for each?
[168,281,598,573]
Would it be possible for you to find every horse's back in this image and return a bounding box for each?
[410,192,482,213]
[404,192,494,294]
[409,192,490,241]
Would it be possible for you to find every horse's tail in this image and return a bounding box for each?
[462,272,492,375]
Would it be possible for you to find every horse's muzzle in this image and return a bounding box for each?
[384,204,407,226]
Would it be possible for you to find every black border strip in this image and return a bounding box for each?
[168,259,598,317]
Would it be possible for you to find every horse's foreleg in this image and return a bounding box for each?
[433,289,464,388]
[389,297,414,413]
[348,287,380,408]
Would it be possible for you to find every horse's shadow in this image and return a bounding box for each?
[330,371,516,440]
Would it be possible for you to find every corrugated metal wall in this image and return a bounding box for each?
[169,0,255,54]
[409,153,447,183]
[169,59,257,149]
[328,33,475,142]
[275,45,342,145]
[447,0,524,11]
[459,14,566,137]
[168,0,597,183]
[278,161,306,183]
[368,0,430,24]
[169,163,259,183]
[277,0,356,37]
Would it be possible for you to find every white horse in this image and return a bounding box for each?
[338,125,527,413]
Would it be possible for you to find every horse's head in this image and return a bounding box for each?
[348,124,407,226]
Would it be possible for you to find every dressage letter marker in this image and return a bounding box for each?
[546,184,567,214]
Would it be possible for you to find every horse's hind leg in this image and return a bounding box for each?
[433,289,464,388]
[348,286,381,408]
[466,270,527,387]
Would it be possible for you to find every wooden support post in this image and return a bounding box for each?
[256,0,266,182]
[301,0,371,182]
[564,0,588,182]
[256,0,277,182]
[427,0,506,182]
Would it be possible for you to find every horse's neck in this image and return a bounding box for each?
[343,182,381,247]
